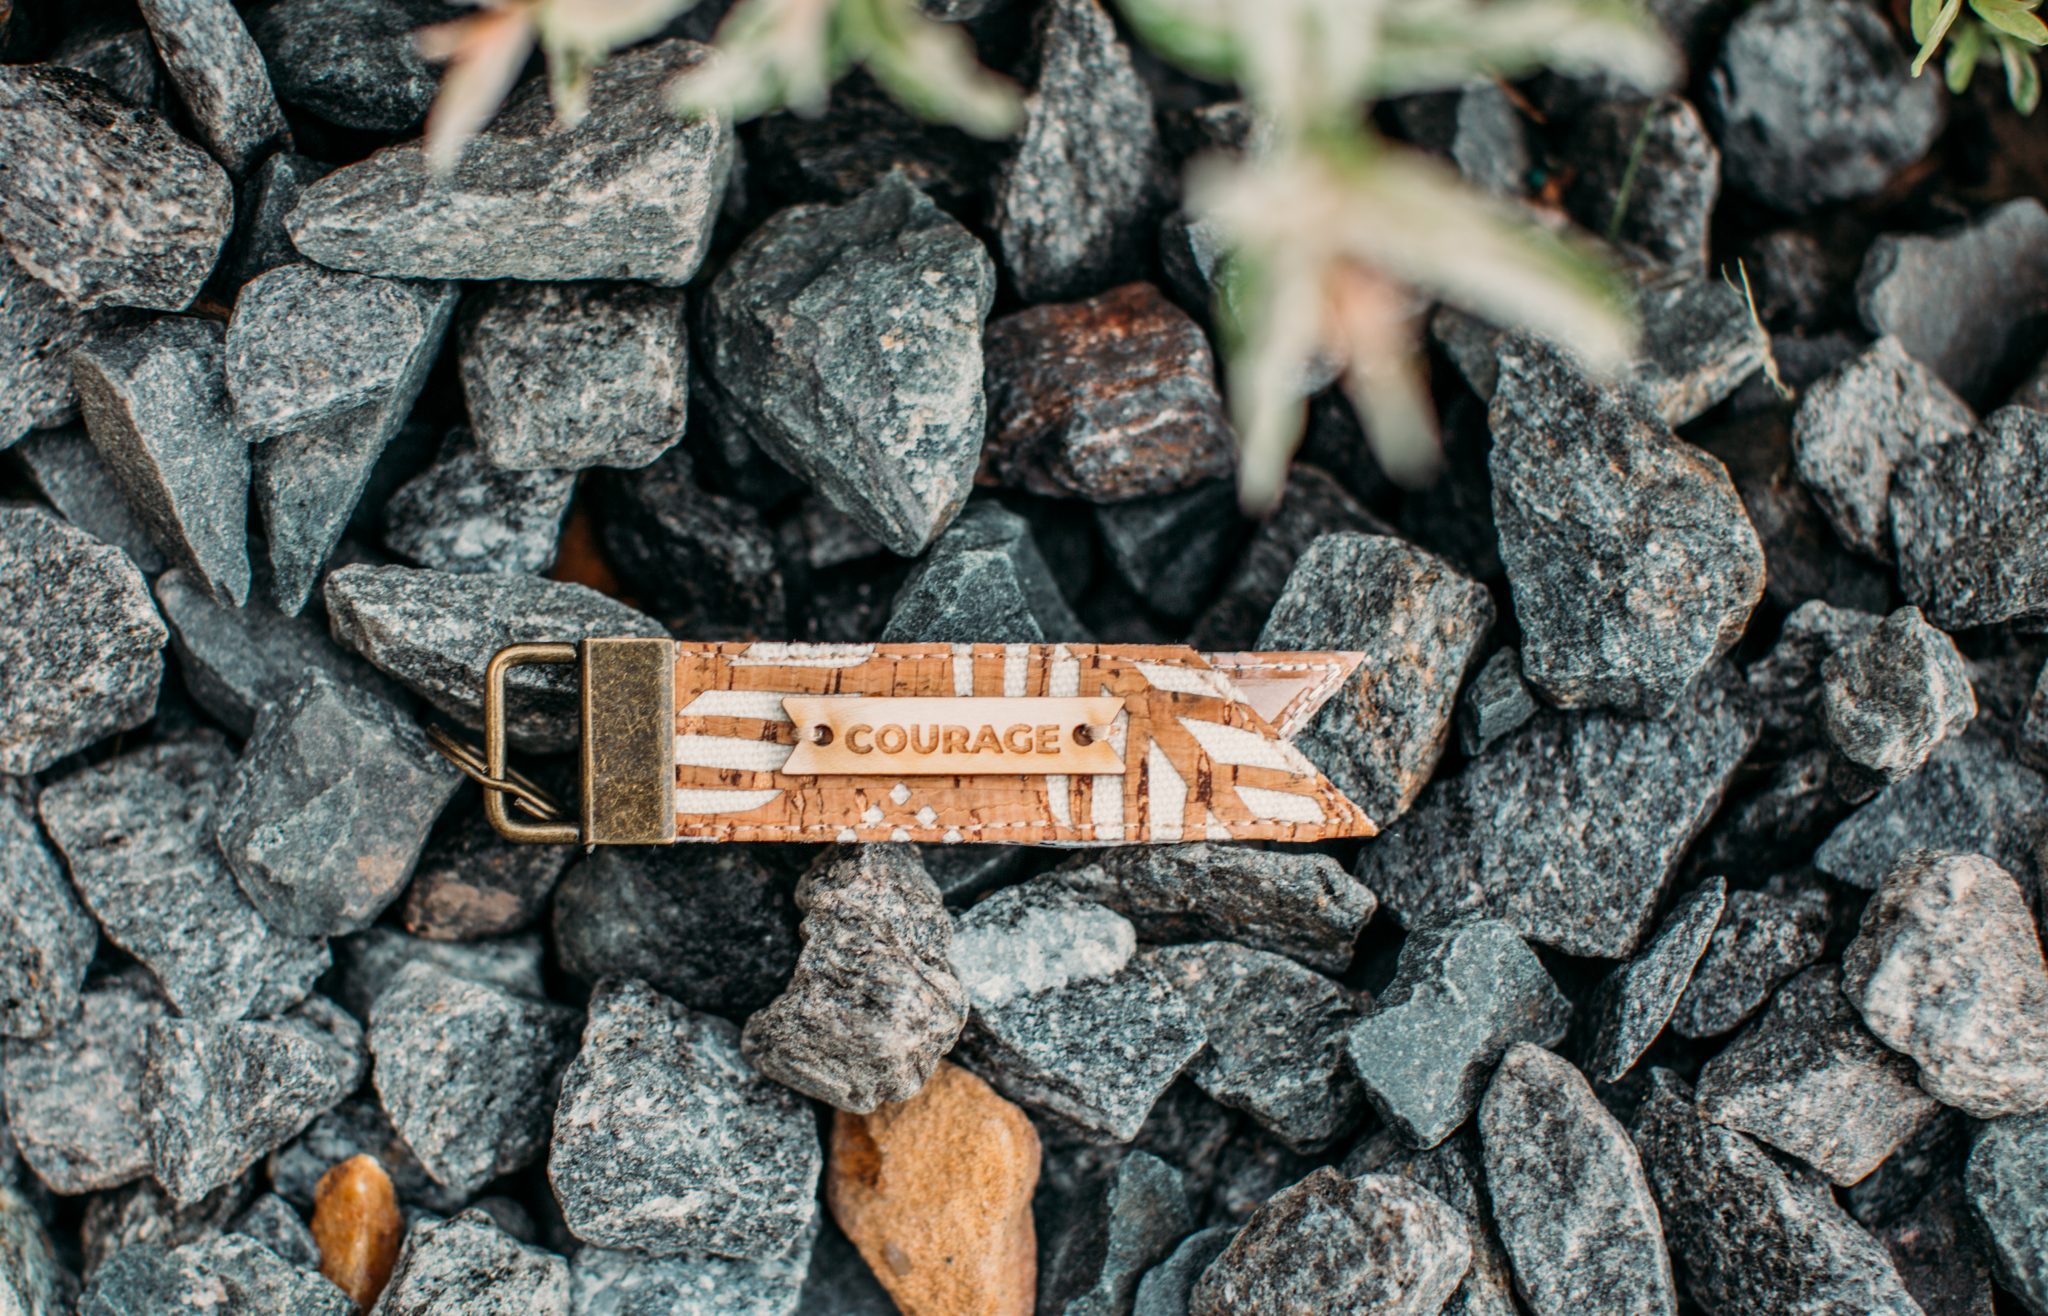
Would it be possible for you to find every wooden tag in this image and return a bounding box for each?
[780,697,1128,775]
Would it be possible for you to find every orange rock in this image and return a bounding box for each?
[828,1061,1040,1316]
[311,1153,403,1311]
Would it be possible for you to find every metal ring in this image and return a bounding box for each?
[482,643,581,844]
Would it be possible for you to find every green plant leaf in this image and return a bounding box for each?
[851,0,1022,137]
[1112,0,1241,81]
[1372,0,1676,97]
[1948,16,1987,87]
[668,0,849,120]
[1998,27,2044,106]
[1973,0,2048,44]
[1914,0,1944,40]
[1913,0,1965,73]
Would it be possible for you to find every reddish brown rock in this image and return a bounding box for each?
[827,1061,1039,1316]
[980,282,1235,502]
[311,1153,402,1310]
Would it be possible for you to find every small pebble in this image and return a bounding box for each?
[1564,96,1718,269]
[1343,1129,1518,1316]
[142,996,366,1205]
[594,446,786,635]
[552,847,798,1018]
[881,501,1088,644]
[332,927,547,1024]
[826,1062,1038,1316]
[1890,405,2048,629]
[549,979,822,1259]
[1343,916,1572,1149]
[1670,886,1828,1039]
[1479,1043,1676,1316]
[1964,1108,2048,1315]
[1696,965,1942,1184]
[0,779,95,1041]
[569,1220,818,1316]
[1132,1225,1236,1316]
[1815,734,2046,890]
[230,1192,318,1270]
[1489,336,1764,718]
[398,807,573,942]
[311,1154,403,1310]
[1,969,162,1194]
[1791,337,1975,561]
[1257,530,1493,824]
[369,961,580,1197]
[1457,647,1536,757]
[458,280,686,473]
[11,426,165,572]
[1191,465,1394,650]
[268,1096,468,1216]
[1190,1168,1471,1316]
[82,1233,350,1315]
[215,671,460,937]
[221,151,326,285]
[1841,849,2048,1119]
[247,0,437,132]
[742,845,966,1113]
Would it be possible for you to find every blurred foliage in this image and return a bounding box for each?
[419,0,1677,511]
[1910,0,2044,112]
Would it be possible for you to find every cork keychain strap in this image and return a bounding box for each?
[462,640,1377,846]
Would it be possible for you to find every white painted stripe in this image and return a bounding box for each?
[1134,661,1236,700]
[1091,698,1127,841]
[1147,743,1184,842]
[1003,644,1028,696]
[1235,785,1325,823]
[1176,716,1317,775]
[732,642,873,667]
[1046,773,1071,828]
[952,645,975,696]
[1203,807,1232,840]
[674,735,793,772]
[1049,645,1079,697]
[678,689,796,721]
[675,787,784,814]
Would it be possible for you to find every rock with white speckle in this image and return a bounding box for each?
[705,173,994,557]
[370,1209,570,1315]
[549,979,821,1259]
[1584,878,1726,1084]
[1819,606,1975,797]
[1,969,162,1195]
[0,63,232,311]
[0,779,95,1041]
[383,432,574,576]
[950,882,1207,1143]
[1890,406,2048,629]
[370,960,579,1198]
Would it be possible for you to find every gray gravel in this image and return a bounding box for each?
[370,1209,571,1315]
[1671,885,1829,1039]
[1819,606,1975,796]
[38,734,329,1020]
[72,317,250,607]
[1696,965,1942,1184]
[323,564,669,753]
[569,1218,817,1316]
[215,671,459,937]
[0,518,164,766]
[1190,1168,1471,1316]
[1631,1068,1924,1315]
[248,0,438,132]
[1357,670,1757,958]
[1815,734,2045,891]
[1842,849,2048,1119]
[1705,0,1942,213]
[12,426,164,571]
[951,881,1206,1142]
[0,779,95,1041]
[1046,845,1375,974]
[1965,1109,2048,1316]
[1,969,162,1195]
[1584,878,1727,1084]
[1039,1150,1192,1316]
[287,40,732,284]
[705,172,994,556]
[1479,1043,1676,1316]
[1792,337,1975,561]
[134,0,285,175]
[458,281,686,473]
[992,0,1160,302]
[1258,530,1493,824]
[1343,916,1572,1149]
[142,996,364,1205]
[548,979,821,1259]
[1890,405,2048,629]
[0,63,232,310]
[370,960,579,1198]
[882,500,1086,643]
[1489,336,1763,718]
[1146,941,1367,1151]
[381,432,578,574]
[741,845,965,1112]
[0,256,101,447]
